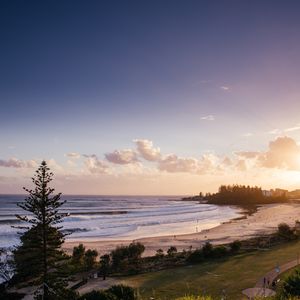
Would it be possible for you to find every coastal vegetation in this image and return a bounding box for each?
[183,184,288,205]
[122,239,300,299]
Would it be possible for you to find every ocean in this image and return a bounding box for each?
[0,194,241,249]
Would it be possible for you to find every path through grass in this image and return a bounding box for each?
[120,241,300,299]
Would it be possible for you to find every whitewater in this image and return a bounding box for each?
[0,195,241,248]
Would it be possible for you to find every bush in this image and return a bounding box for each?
[279,267,300,297]
[202,242,213,258]
[167,246,177,256]
[110,242,145,270]
[277,223,295,240]
[78,290,116,300]
[128,242,145,260]
[187,249,203,263]
[155,248,164,258]
[229,240,241,253]
[175,296,213,300]
[212,245,228,258]
[107,285,136,300]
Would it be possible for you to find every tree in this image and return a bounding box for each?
[155,248,164,258]
[167,246,177,257]
[0,249,13,283]
[72,244,86,265]
[100,254,110,280]
[229,240,241,253]
[84,249,98,270]
[280,268,300,297]
[13,161,68,299]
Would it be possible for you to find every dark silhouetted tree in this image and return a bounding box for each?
[84,249,98,270]
[72,243,86,265]
[100,254,110,280]
[13,161,69,299]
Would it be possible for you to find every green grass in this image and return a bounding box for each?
[120,241,300,299]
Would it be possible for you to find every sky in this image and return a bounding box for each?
[1,0,300,195]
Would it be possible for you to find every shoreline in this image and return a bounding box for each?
[63,203,300,256]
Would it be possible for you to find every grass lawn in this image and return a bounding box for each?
[120,240,300,299]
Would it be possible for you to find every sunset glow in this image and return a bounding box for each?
[1,1,300,195]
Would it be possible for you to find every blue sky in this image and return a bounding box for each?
[1,1,300,194]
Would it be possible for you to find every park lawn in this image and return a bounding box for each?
[120,240,300,299]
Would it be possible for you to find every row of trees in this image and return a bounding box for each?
[205,184,287,205]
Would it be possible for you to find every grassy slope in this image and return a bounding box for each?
[121,241,300,299]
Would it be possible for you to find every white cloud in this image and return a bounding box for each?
[259,136,300,170]
[158,154,200,173]
[201,115,215,121]
[242,133,253,137]
[268,129,281,135]
[105,149,138,165]
[65,152,81,159]
[284,126,300,132]
[220,86,230,91]
[134,139,161,161]
[84,154,109,174]
[0,158,38,168]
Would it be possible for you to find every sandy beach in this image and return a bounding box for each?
[64,203,300,256]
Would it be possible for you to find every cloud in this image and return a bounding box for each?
[134,139,161,161]
[0,158,38,168]
[158,153,218,174]
[259,136,300,170]
[268,129,281,135]
[284,126,300,132]
[65,152,81,159]
[84,154,109,174]
[235,136,300,171]
[236,160,247,171]
[105,149,138,165]
[158,154,200,173]
[235,151,261,159]
[242,133,253,137]
[201,115,215,121]
[220,86,230,90]
[268,124,300,135]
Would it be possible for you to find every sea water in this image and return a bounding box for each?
[0,195,240,249]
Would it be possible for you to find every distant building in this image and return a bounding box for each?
[262,190,272,197]
[263,189,288,197]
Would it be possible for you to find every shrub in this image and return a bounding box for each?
[229,240,241,253]
[155,248,164,258]
[212,245,228,258]
[279,267,300,297]
[110,243,145,270]
[128,242,145,260]
[175,296,213,300]
[187,249,203,263]
[202,242,213,258]
[167,246,177,256]
[78,290,116,300]
[277,223,295,240]
[107,285,136,300]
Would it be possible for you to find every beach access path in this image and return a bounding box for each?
[242,258,300,299]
